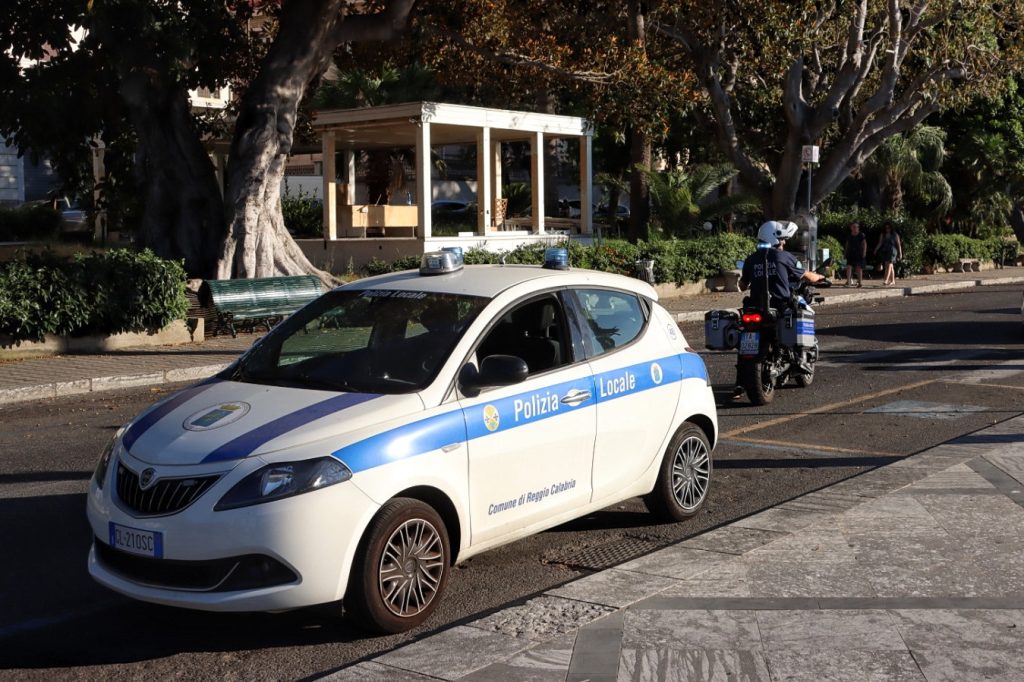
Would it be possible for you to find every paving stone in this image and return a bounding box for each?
[320,661,439,681]
[742,559,877,599]
[615,546,733,580]
[619,647,771,682]
[460,634,575,682]
[911,647,1024,682]
[679,526,787,555]
[468,595,613,641]
[888,609,1024,652]
[763,649,924,681]
[374,626,530,681]
[546,568,678,608]
[755,610,907,651]
[620,609,762,650]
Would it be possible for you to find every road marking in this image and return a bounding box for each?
[723,437,898,457]
[721,378,937,438]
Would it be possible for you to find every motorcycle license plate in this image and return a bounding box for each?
[739,332,760,354]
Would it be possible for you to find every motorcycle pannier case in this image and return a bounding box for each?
[704,309,740,350]
[778,308,815,347]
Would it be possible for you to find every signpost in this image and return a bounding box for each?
[801,145,820,271]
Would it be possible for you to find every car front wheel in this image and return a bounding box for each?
[644,423,712,522]
[346,498,450,633]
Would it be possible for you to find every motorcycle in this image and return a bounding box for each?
[704,259,831,405]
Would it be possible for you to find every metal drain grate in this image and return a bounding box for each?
[545,537,660,571]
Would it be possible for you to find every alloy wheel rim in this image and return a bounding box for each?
[671,436,711,511]
[378,518,445,617]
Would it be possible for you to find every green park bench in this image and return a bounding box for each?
[200,275,324,337]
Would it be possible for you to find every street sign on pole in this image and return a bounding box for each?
[801,145,819,163]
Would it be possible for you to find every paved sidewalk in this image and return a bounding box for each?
[325,415,1024,682]
[0,268,1020,406]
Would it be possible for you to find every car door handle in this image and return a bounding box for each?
[560,389,592,406]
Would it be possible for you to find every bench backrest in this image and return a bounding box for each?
[202,275,324,314]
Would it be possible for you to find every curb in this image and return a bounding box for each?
[673,275,1024,323]
[0,363,228,407]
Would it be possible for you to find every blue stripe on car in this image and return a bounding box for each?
[122,379,221,451]
[334,352,708,473]
[202,392,381,463]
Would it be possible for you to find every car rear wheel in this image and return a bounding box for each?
[346,498,450,633]
[644,423,712,522]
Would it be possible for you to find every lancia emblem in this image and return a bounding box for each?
[139,468,157,490]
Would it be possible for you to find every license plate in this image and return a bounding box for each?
[109,522,163,559]
[740,332,760,354]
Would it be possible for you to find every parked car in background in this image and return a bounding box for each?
[431,200,471,215]
[597,203,630,221]
[56,197,88,233]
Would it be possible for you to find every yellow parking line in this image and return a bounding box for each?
[721,378,938,438]
[723,437,898,457]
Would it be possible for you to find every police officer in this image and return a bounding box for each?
[739,220,825,307]
[731,220,825,400]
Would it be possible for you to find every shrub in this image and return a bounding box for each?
[359,234,756,285]
[281,187,323,238]
[0,203,62,242]
[922,233,995,268]
[0,249,187,343]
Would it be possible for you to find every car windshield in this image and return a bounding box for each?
[224,289,489,394]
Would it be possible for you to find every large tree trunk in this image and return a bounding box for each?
[118,64,225,278]
[217,0,416,282]
[218,0,342,282]
[626,1,651,242]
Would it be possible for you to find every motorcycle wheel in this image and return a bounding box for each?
[794,343,818,388]
[739,359,775,405]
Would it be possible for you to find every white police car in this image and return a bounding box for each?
[87,249,717,633]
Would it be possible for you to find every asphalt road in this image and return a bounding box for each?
[1,284,1021,680]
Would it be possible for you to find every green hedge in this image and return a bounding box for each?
[921,233,1021,268]
[0,203,62,242]
[364,234,757,286]
[0,249,188,343]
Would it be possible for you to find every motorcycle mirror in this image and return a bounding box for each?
[735,260,744,269]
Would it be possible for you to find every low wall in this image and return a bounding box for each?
[0,319,200,358]
[296,238,423,272]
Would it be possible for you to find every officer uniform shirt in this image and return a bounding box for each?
[741,245,805,305]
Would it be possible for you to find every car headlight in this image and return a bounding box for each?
[93,437,116,490]
[214,457,352,511]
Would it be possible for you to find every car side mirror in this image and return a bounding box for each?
[459,355,529,396]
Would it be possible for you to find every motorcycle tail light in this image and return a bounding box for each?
[741,313,762,325]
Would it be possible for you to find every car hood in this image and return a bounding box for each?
[120,379,421,467]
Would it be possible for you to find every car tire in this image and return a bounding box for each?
[644,423,713,522]
[345,498,450,634]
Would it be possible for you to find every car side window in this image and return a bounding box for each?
[476,295,569,376]
[571,289,646,357]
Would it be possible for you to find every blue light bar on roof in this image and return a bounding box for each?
[420,249,464,275]
[542,247,569,270]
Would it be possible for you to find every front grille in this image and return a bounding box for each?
[95,540,297,592]
[116,463,219,516]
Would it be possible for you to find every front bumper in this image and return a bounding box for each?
[86,456,380,612]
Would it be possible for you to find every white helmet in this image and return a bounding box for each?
[757,220,799,246]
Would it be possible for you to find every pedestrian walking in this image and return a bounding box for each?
[874,221,903,285]
[844,222,868,287]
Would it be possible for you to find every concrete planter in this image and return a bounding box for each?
[0,319,202,357]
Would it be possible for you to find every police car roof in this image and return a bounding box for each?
[338,264,659,300]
